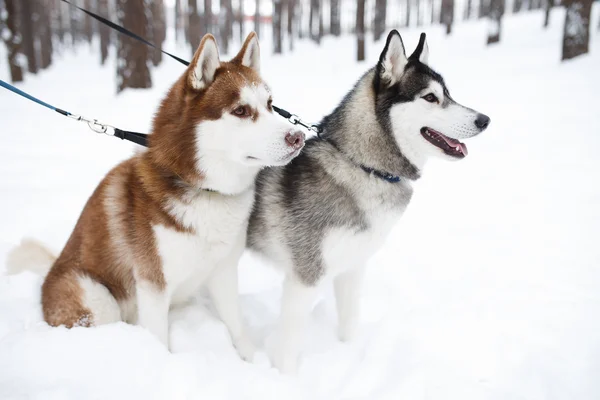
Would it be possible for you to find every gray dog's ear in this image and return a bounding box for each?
[409,33,429,65]
[377,30,408,86]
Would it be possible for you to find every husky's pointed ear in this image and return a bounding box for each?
[232,32,260,73]
[188,34,221,90]
[377,30,408,86]
[409,33,429,65]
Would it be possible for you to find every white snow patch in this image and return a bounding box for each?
[1,8,600,400]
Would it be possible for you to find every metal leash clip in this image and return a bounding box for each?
[287,114,322,134]
[67,113,115,136]
[87,119,115,136]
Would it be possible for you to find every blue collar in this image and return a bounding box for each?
[360,166,401,183]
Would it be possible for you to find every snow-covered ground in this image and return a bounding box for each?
[1,8,600,400]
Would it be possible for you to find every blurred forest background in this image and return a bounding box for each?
[1,0,598,91]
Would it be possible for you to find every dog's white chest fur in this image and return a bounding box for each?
[153,189,254,304]
[321,208,402,278]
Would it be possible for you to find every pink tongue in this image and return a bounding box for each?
[439,134,468,156]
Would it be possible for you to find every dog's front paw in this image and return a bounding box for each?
[232,335,257,362]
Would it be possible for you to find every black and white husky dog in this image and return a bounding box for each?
[247,30,491,373]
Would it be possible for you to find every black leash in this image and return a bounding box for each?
[61,0,189,67]
[272,106,322,135]
[0,1,319,149]
[0,79,148,147]
[60,0,321,134]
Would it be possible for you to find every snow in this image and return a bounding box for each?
[1,7,600,400]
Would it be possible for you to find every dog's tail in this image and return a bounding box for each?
[6,238,57,276]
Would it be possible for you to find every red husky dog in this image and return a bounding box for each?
[7,33,304,360]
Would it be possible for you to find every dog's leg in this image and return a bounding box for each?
[334,266,365,342]
[136,280,170,348]
[273,276,320,374]
[207,260,256,362]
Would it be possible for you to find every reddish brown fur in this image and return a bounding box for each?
[42,33,264,328]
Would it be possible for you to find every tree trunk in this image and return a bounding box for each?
[288,0,296,49]
[204,0,213,35]
[20,0,37,73]
[0,0,5,35]
[405,0,411,27]
[182,0,188,40]
[330,0,340,35]
[38,0,53,70]
[68,0,77,45]
[188,0,201,54]
[486,0,504,44]
[309,0,316,41]
[54,0,65,43]
[227,0,233,42]
[479,0,489,17]
[219,0,229,53]
[175,0,180,43]
[239,0,244,42]
[151,0,166,65]
[561,0,592,61]
[543,0,552,28]
[374,0,387,40]
[3,0,24,82]
[254,0,260,37]
[308,0,323,43]
[465,0,472,19]
[416,0,422,26]
[318,0,323,41]
[298,0,305,38]
[441,0,453,34]
[273,0,283,53]
[356,0,365,60]
[98,0,110,64]
[431,0,437,23]
[513,0,522,12]
[83,0,93,43]
[116,0,152,93]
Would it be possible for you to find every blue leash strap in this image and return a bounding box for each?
[0,79,70,116]
[0,79,149,147]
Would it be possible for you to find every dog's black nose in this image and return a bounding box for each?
[475,114,491,130]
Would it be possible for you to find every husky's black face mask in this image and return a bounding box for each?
[374,31,490,162]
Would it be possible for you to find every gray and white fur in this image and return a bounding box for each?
[247,31,491,373]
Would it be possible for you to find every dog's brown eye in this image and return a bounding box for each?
[233,106,248,117]
[423,93,438,103]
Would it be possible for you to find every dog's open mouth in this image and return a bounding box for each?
[421,127,468,158]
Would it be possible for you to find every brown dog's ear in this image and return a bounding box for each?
[232,32,260,73]
[188,34,221,90]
